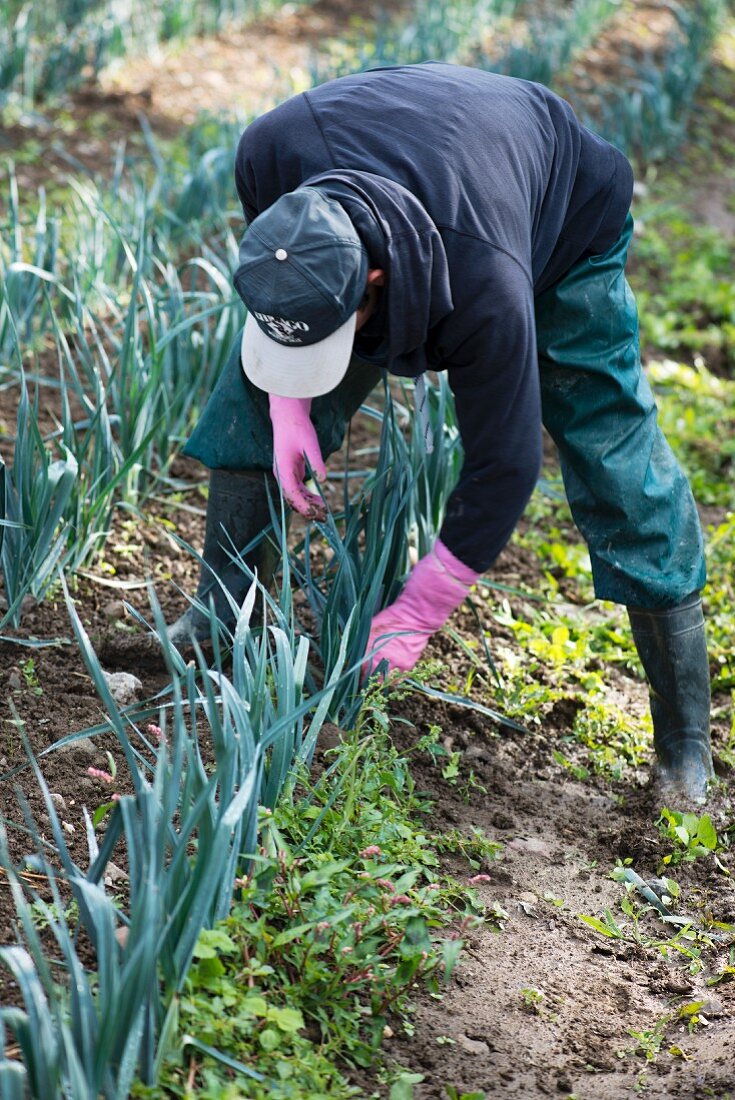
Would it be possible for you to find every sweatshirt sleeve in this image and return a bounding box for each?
[436,245,542,573]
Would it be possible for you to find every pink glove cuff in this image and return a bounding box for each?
[268,394,313,421]
[363,541,479,676]
[433,539,480,587]
[380,541,479,635]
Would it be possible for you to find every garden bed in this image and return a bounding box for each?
[1,2,734,1097]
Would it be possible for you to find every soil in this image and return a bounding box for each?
[363,664,735,1100]
[1,2,735,1096]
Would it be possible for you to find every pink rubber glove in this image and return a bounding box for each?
[364,539,480,677]
[269,395,327,521]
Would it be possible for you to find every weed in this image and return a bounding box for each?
[619,1013,671,1062]
[19,656,42,695]
[414,724,488,797]
[657,809,724,867]
[631,206,735,376]
[30,896,79,931]
[520,987,545,1013]
[433,827,502,871]
[142,700,480,1097]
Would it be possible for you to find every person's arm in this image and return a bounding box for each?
[366,248,542,675]
[234,155,259,225]
[440,273,541,573]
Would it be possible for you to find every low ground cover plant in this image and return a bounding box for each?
[138,691,488,1099]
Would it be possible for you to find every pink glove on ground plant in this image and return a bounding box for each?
[364,539,480,677]
[269,394,327,521]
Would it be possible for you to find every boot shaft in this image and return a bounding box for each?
[627,593,713,800]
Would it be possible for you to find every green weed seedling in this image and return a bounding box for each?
[579,895,673,951]
[387,1071,425,1100]
[552,749,590,782]
[19,657,42,696]
[578,907,627,941]
[30,897,79,932]
[90,750,120,828]
[619,1013,671,1063]
[520,987,545,1014]
[678,1000,709,1034]
[657,809,724,868]
[571,701,651,779]
[708,945,735,987]
[632,207,735,379]
[645,361,735,512]
[434,826,502,872]
[542,892,566,909]
[414,724,488,800]
[716,695,735,768]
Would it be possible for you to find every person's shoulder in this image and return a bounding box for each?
[237,92,310,154]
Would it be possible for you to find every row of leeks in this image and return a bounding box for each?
[0,225,468,1092]
[0,0,312,107]
[0,368,469,1095]
[0,167,243,628]
[0,568,353,1098]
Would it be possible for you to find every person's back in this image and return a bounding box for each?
[236,62,632,295]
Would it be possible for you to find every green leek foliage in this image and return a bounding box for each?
[0,570,346,1097]
[582,0,728,163]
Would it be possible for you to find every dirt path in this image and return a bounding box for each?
[100,0,394,124]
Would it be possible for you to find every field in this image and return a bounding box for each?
[1,1,735,1097]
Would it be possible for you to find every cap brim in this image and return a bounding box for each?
[240,311,357,398]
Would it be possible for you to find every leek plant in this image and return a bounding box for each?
[402,374,463,561]
[0,571,347,1097]
[483,0,620,87]
[51,226,241,494]
[0,174,60,362]
[311,0,523,82]
[159,116,244,231]
[0,378,78,627]
[581,0,727,163]
[0,458,4,560]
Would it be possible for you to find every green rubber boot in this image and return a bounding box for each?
[167,469,279,646]
[628,593,714,805]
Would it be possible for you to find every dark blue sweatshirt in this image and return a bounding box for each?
[234,62,633,573]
